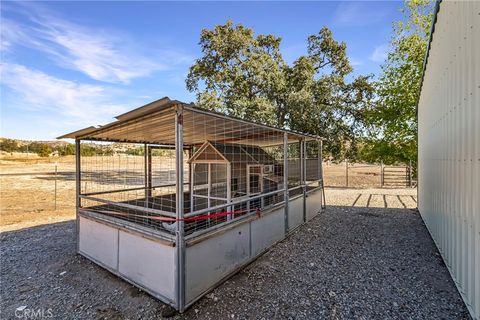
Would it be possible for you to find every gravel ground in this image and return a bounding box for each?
[0,188,471,320]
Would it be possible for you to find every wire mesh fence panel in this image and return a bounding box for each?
[149,148,188,215]
[287,141,302,197]
[0,163,76,223]
[305,140,321,189]
[322,162,413,188]
[347,164,382,188]
[322,162,346,187]
[79,141,181,236]
[183,112,290,234]
[183,109,286,236]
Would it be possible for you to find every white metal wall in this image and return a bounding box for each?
[418,1,480,319]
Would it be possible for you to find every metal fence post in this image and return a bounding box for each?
[381,161,384,188]
[175,104,185,312]
[345,159,348,187]
[54,163,57,210]
[144,143,149,207]
[283,133,289,234]
[319,140,326,209]
[301,139,306,223]
[409,160,413,188]
[75,139,81,253]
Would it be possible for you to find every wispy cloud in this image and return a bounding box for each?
[1,2,192,84]
[0,63,127,124]
[333,2,391,27]
[369,44,389,63]
[350,58,362,67]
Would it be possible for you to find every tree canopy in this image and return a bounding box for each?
[365,0,433,164]
[187,21,375,160]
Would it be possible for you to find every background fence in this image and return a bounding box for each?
[0,156,76,228]
[0,155,415,228]
[323,160,415,188]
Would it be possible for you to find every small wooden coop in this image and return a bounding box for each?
[189,141,284,215]
[59,97,325,312]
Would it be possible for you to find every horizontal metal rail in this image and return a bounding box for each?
[288,185,304,192]
[82,183,178,196]
[346,165,380,169]
[79,195,176,217]
[192,194,228,201]
[185,201,286,241]
[184,188,286,218]
[79,208,175,241]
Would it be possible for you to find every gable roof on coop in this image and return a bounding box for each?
[189,141,276,164]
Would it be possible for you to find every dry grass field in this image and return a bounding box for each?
[0,154,413,232]
[0,155,76,231]
[323,163,382,187]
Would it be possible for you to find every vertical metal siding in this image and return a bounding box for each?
[418,1,480,319]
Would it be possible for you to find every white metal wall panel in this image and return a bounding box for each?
[250,207,285,256]
[306,189,322,220]
[418,1,480,319]
[185,223,250,304]
[79,217,119,270]
[288,196,304,230]
[118,231,176,302]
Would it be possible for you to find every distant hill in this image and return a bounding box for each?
[0,138,157,157]
[0,137,71,149]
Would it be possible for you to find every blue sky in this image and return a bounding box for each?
[0,1,403,140]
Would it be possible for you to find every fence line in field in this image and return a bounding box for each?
[323,160,415,188]
[0,164,76,214]
[0,160,415,216]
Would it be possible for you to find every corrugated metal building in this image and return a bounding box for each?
[418,1,479,319]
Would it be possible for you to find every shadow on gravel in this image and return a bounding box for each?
[0,206,471,320]
[0,220,170,320]
[350,193,417,209]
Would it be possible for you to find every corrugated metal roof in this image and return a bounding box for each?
[58,97,321,146]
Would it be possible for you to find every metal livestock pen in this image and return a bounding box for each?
[59,97,326,312]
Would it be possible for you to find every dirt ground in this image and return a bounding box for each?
[0,156,76,231]
[0,180,471,319]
